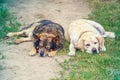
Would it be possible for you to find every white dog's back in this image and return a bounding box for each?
[80,19,115,38]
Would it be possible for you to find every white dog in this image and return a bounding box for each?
[66,19,115,56]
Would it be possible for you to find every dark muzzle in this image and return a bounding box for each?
[92,48,97,54]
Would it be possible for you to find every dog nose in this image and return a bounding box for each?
[40,51,44,57]
[92,48,97,54]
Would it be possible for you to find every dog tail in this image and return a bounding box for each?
[103,32,115,38]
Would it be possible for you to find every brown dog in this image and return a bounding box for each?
[7,20,64,57]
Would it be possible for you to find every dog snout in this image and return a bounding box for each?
[40,51,44,57]
[92,48,97,54]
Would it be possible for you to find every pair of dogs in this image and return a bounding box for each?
[7,19,115,56]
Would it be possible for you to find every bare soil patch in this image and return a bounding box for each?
[0,0,90,80]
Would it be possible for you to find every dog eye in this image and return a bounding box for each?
[94,42,97,44]
[86,44,90,46]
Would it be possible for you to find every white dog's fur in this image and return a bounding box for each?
[66,19,115,56]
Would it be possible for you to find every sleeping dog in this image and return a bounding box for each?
[66,19,115,56]
[7,20,64,57]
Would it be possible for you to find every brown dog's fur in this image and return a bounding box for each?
[7,20,64,57]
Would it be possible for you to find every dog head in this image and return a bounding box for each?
[77,33,104,54]
[33,33,63,57]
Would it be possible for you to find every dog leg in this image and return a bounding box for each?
[100,39,106,51]
[29,48,37,56]
[101,45,106,51]
[7,32,24,37]
[68,42,76,56]
[15,37,32,43]
[101,42,106,51]
[15,31,32,43]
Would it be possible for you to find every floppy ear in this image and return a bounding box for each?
[96,36,104,50]
[52,36,63,50]
[52,36,59,43]
[77,38,85,51]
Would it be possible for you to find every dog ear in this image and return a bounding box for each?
[52,36,59,43]
[96,36,104,50]
[33,33,39,40]
[77,38,85,51]
[52,36,63,50]
[52,36,61,47]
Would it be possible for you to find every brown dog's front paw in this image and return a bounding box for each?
[29,48,37,56]
[48,51,56,57]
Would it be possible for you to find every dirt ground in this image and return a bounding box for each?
[0,0,90,80]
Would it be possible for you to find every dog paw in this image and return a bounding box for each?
[48,51,56,57]
[101,46,106,51]
[101,47,106,51]
[68,52,75,56]
[7,33,14,37]
[29,48,37,56]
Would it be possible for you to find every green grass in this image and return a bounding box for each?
[0,1,20,40]
[57,40,69,56]
[0,0,20,70]
[0,0,120,80]
[56,0,120,80]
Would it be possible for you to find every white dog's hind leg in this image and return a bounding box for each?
[81,19,106,35]
[68,42,76,56]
